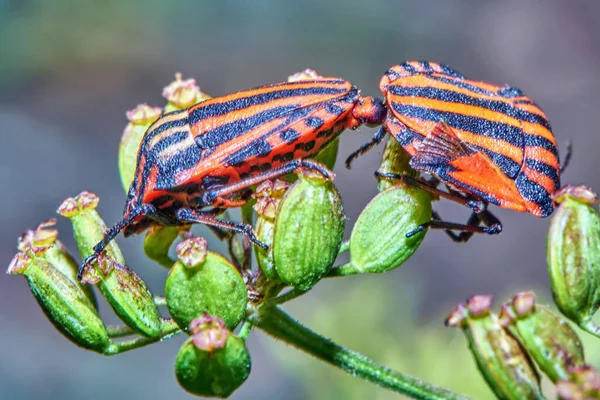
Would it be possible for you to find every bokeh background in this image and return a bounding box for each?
[2,1,600,399]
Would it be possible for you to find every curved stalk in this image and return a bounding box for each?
[250,306,471,400]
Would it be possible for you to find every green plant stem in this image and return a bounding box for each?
[104,318,182,356]
[326,262,362,277]
[154,296,167,307]
[266,288,307,306]
[237,320,254,342]
[106,324,136,338]
[338,240,350,255]
[580,318,600,339]
[251,306,471,400]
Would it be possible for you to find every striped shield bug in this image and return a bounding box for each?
[79,72,386,278]
[346,61,561,241]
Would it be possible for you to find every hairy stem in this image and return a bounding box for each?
[326,262,362,277]
[104,318,182,356]
[237,320,254,342]
[251,306,471,400]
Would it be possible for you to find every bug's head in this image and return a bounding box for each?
[353,97,386,127]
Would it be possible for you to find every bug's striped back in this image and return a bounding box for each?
[381,61,560,217]
[124,78,359,216]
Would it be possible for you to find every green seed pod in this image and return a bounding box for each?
[272,172,345,291]
[499,291,585,382]
[162,73,211,113]
[547,185,600,337]
[7,248,110,353]
[253,180,290,282]
[349,185,432,273]
[166,237,247,331]
[57,192,162,338]
[556,365,600,400]
[446,295,543,400]
[143,225,180,268]
[118,104,162,192]
[175,314,250,398]
[377,137,418,192]
[17,219,97,308]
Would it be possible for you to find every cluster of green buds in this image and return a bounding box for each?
[447,292,594,399]
[7,71,442,398]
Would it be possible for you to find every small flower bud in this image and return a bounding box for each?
[557,365,600,400]
[547,185,600,337]
[499,291,585,382]
[17,219,97,307]
[189,313,229,351]
[288,68,322,82]
[271,172,345,291]
[349,185,432,273]
[253,180,290,282]
[58,192,162,338]
[7,249,110,353]
[175,324,251,398]
[119,104,162,191]
[162,73,211,113]
[446,295,543,400]
[165,237,247,331]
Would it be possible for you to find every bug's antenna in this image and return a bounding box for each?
[560,140,573,175]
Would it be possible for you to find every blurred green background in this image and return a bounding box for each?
[2,1,600,399]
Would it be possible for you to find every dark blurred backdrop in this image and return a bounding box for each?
[2,1,600,399]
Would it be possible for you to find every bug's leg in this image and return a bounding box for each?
[78,204,159,280]
[406,209,502,240]
[560,140,573,174]
[176,208,268,250]
[345,126,387,169]
[427,210,479,242]
[375,171,485,213]
[201,160,332,206]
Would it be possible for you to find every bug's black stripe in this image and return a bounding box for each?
[523,134,559,158]
[325,103,345,116]
[524,158,560,189]
[189,86,348,125]
[387,116,422,147]
[420,61,434,72]
[388,86,552,131]
[142,113,189,149]
[426,75,496,97]
[154,144,203,190]
[223,139,273,167]
[279,128,300,144]
[149,130,189,154]
[400,63,417,75]
[515,173,554,217]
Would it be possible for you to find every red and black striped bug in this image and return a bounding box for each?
[346,61,561,241]
[79,74,386,277]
